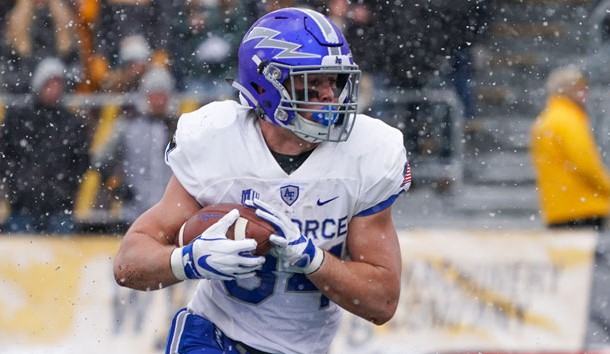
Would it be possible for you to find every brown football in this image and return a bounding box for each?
[175,203,275,256]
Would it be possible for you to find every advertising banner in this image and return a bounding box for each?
[0,230,599,354]
[331,230,597,353]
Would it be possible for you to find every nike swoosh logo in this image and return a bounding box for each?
[317,196,339,206]
[198,255,225,277]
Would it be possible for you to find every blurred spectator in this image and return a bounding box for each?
[0,58,91,234]
[73,0,104,92]
[377,0,487,100]
[0,0,82,93]
[170,0,253,96]
[443,0,488,124]
[92,67,177,222]
[96,0,178,69]
[101,34,151,93]
[365,0,487,169]
[326,0,378,113]
[98,67,177,343]
[85,0,180,94]
[375,2,445,90]
[217,0,254,32]
[530,65,610,231]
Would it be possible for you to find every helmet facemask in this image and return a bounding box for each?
[260,61,361,143]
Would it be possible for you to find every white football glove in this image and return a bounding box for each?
[170,209,265,281]
[245,199,324,274]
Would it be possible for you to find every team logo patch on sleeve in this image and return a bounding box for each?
[400,162,412,188]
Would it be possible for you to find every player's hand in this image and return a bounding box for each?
[170,209,265,281]
[245,199,324,274]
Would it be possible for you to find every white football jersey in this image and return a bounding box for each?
[165,100,410,354]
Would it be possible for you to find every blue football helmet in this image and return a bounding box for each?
[232,7,361,143]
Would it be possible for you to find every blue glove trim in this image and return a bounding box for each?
[292,239,317,268]
[182,244,201,279]
[197,255,230,278]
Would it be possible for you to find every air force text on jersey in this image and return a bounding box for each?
[292,215,348,240]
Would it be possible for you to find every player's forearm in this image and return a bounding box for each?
[113,232,182,291]
[308,251,400,325]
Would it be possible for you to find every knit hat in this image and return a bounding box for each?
[119,34,150,64]
[545,65,586,96]
[139,67,175,95]
[31,57,66,93]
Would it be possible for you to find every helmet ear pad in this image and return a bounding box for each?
[253,59,279,114]
[251,66,294,126]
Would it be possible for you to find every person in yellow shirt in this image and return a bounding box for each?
[530,65,610,231]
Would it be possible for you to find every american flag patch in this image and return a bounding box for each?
[400,162,412,188]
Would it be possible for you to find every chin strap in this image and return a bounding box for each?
[289,113,329,143]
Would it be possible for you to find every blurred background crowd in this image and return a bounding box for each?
[3,0,610,234]
[0,0,490,234]
[0,0,486,97]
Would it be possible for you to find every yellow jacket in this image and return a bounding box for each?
[530,95,610,224]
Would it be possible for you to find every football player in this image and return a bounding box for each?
[113,7,411,354]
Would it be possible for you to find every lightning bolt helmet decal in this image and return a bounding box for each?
[243,27,320,59]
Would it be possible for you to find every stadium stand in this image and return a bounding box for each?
[1,0,609,232]
[427,0,602,228]
[388,0,610,230]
